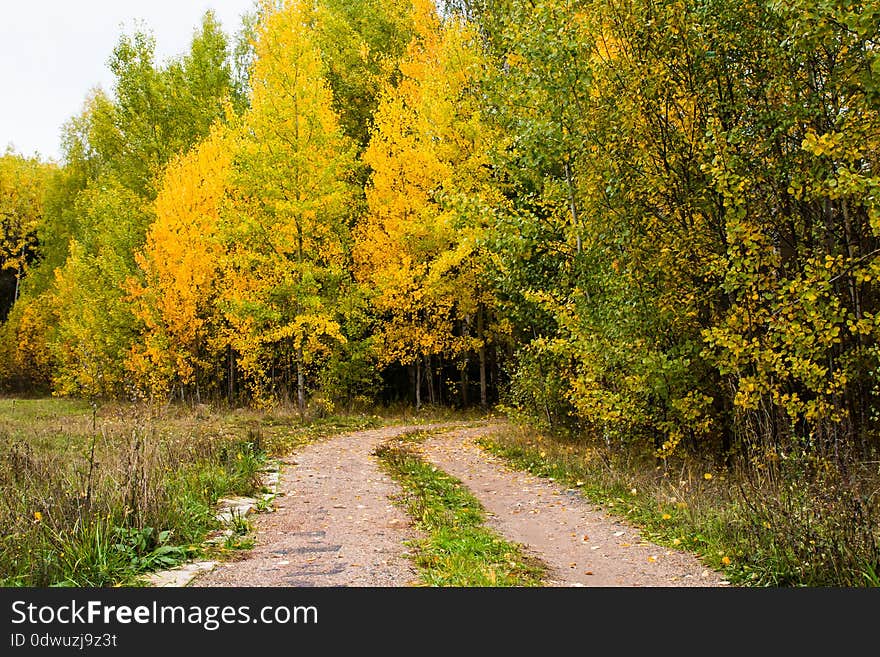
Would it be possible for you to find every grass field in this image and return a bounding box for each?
[6,397,878,587]
[0,397,386,586]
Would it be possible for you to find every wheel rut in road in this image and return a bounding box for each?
[192,424,452,587]
[418,425,725,587]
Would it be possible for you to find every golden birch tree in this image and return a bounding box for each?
[355,2,500,406]
[127,122,234,400]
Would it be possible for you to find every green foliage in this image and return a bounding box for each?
[91,13,235,200]
[1,12,237,399]
[316,286,383,408]
[315,0,415,149]
[473,0,880,468]
[49,239,141,398]
[501,342,578,434]
[219,0,356,408]
[111,526,189,573]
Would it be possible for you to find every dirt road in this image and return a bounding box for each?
[192,422,723,587]
[420,426,724,587]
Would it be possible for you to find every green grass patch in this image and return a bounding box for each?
[0,423,269,586]
[375,439,546,587]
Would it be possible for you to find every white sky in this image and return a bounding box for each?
[0,1,256,162]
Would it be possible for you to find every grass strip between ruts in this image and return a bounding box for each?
[375,438,546,587]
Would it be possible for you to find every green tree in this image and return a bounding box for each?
[220,0,356,411]
[42,13,238,398]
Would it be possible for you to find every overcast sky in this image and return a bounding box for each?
[0,1,256,162]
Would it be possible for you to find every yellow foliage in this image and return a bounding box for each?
[355,9,500,368]
[218,0,355,401]
[127,122,234,397]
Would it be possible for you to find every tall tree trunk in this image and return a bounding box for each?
[227,346,234,405]
[438,353,444,406]
[426,354,436,406]
[296,346,305,419]
[415,359,422,410]
[478,307,488,409]
[13,245,23,303]
[461,318,470,407]
[564,158,582,254]
[461,363,469,407]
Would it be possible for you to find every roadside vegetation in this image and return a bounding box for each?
[0,398,383,586]
[481,423,880,587]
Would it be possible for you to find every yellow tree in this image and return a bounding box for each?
[0,152,54,391]
[0,151,52,309]
[222,0,355,410]
[355,4,499,407]
[127,122,234,400]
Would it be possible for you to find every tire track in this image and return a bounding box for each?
[419,425,725,587]
[192,424,454,587]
